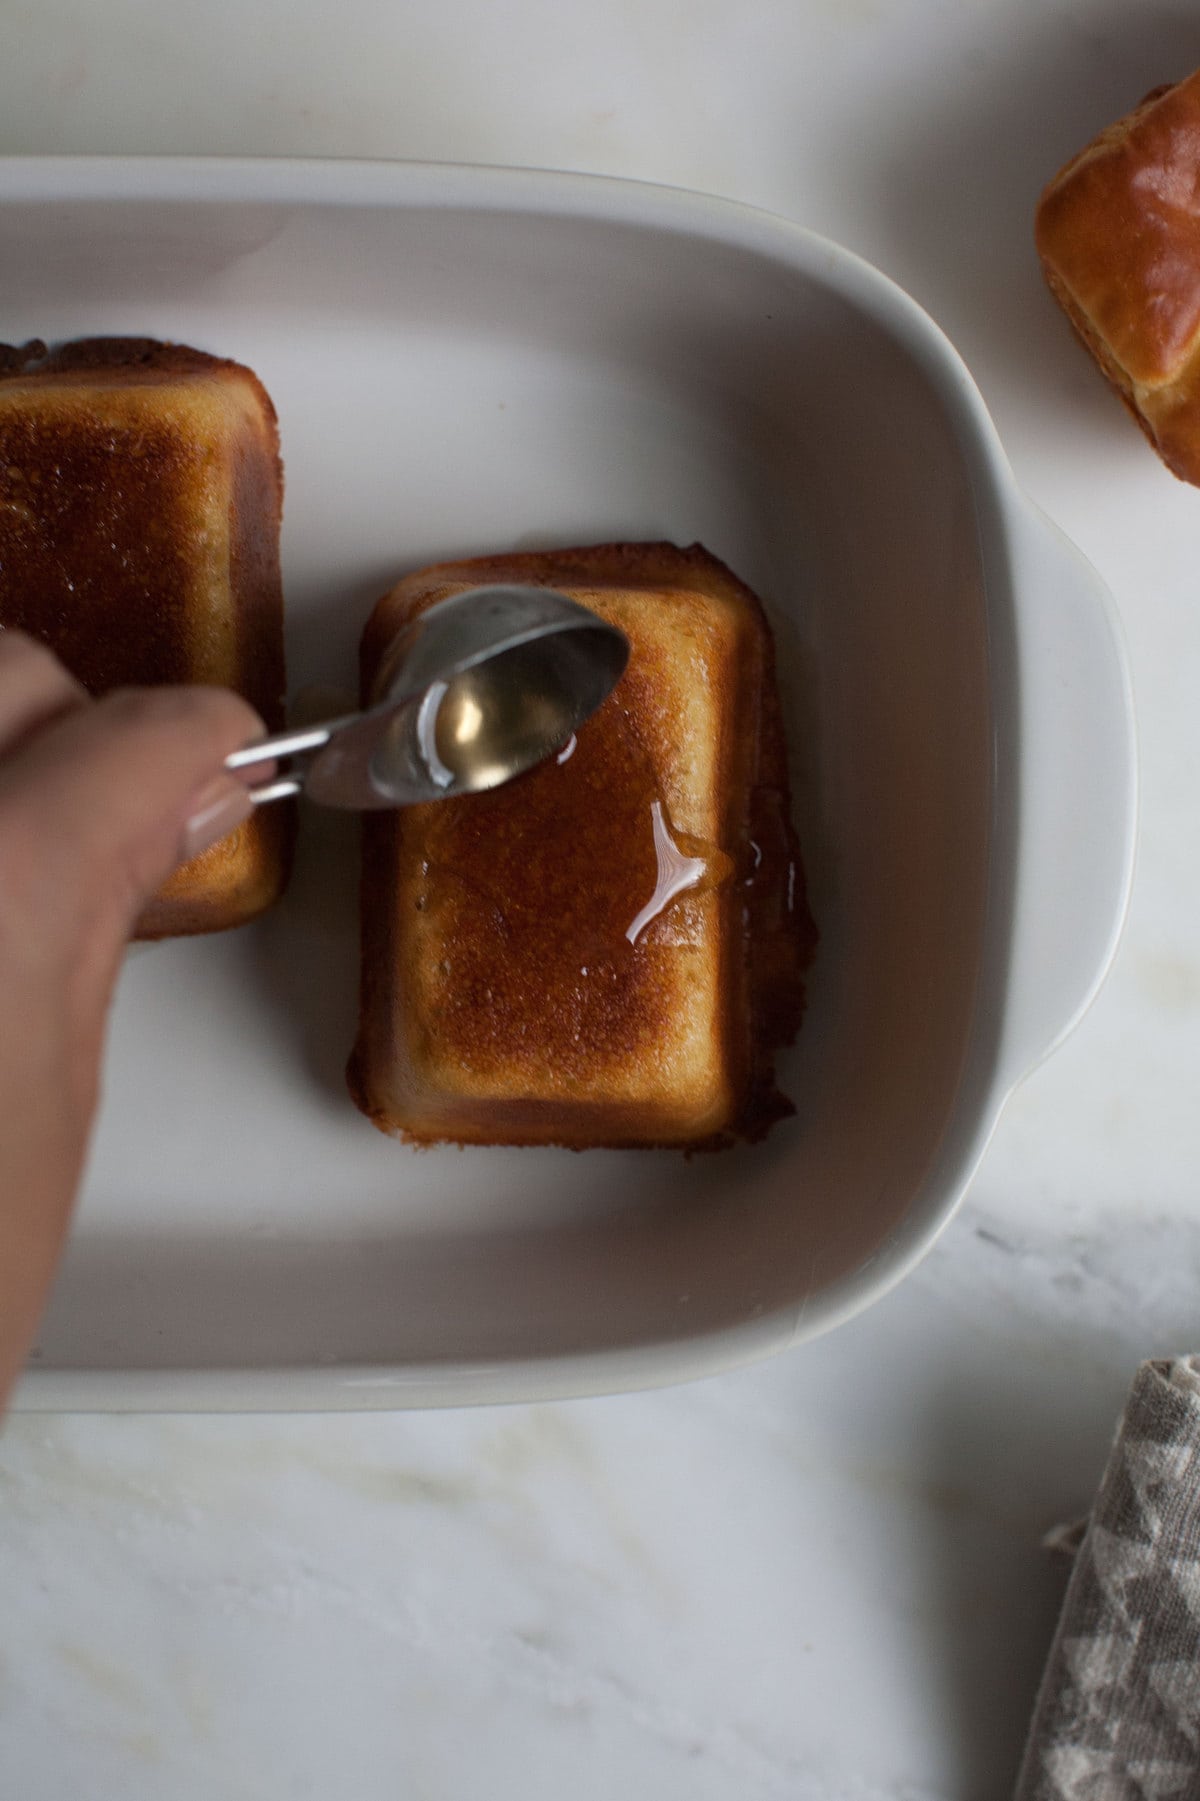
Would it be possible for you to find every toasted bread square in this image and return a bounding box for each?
[0,337,289,934]
[348,542,815,1150]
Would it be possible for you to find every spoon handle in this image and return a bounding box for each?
[220,694,450,811]
[225,719,342,806]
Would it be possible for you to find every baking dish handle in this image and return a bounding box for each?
[993,499,1137,1089]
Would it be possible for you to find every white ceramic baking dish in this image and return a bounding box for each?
[0,159,1135,1411]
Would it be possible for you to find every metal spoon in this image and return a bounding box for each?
[225,585,629,809]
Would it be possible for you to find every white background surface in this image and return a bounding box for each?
[2,1,1200,1796]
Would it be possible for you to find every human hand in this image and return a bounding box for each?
[0,630,263,1406]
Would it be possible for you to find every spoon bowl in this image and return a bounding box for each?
[227,584,629,809]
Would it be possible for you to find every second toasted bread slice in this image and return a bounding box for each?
[0,336,290,936]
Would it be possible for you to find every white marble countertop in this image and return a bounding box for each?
[3,1,1200,1795]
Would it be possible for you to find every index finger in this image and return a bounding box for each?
[0,682,265,941]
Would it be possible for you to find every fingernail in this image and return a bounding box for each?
[182,776,254,863]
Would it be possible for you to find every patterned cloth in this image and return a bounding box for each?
[1015,1357,1200,1800]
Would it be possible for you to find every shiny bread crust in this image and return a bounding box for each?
[1036,75,1200,483]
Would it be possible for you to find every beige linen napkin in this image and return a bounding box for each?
[1015,1357,1200,1800]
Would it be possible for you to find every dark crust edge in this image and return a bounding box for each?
[2,335,255,382]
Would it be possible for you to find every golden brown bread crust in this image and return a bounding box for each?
[1035,75,1200,483]
[0,337,291,935]
[348,541,816,1151]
